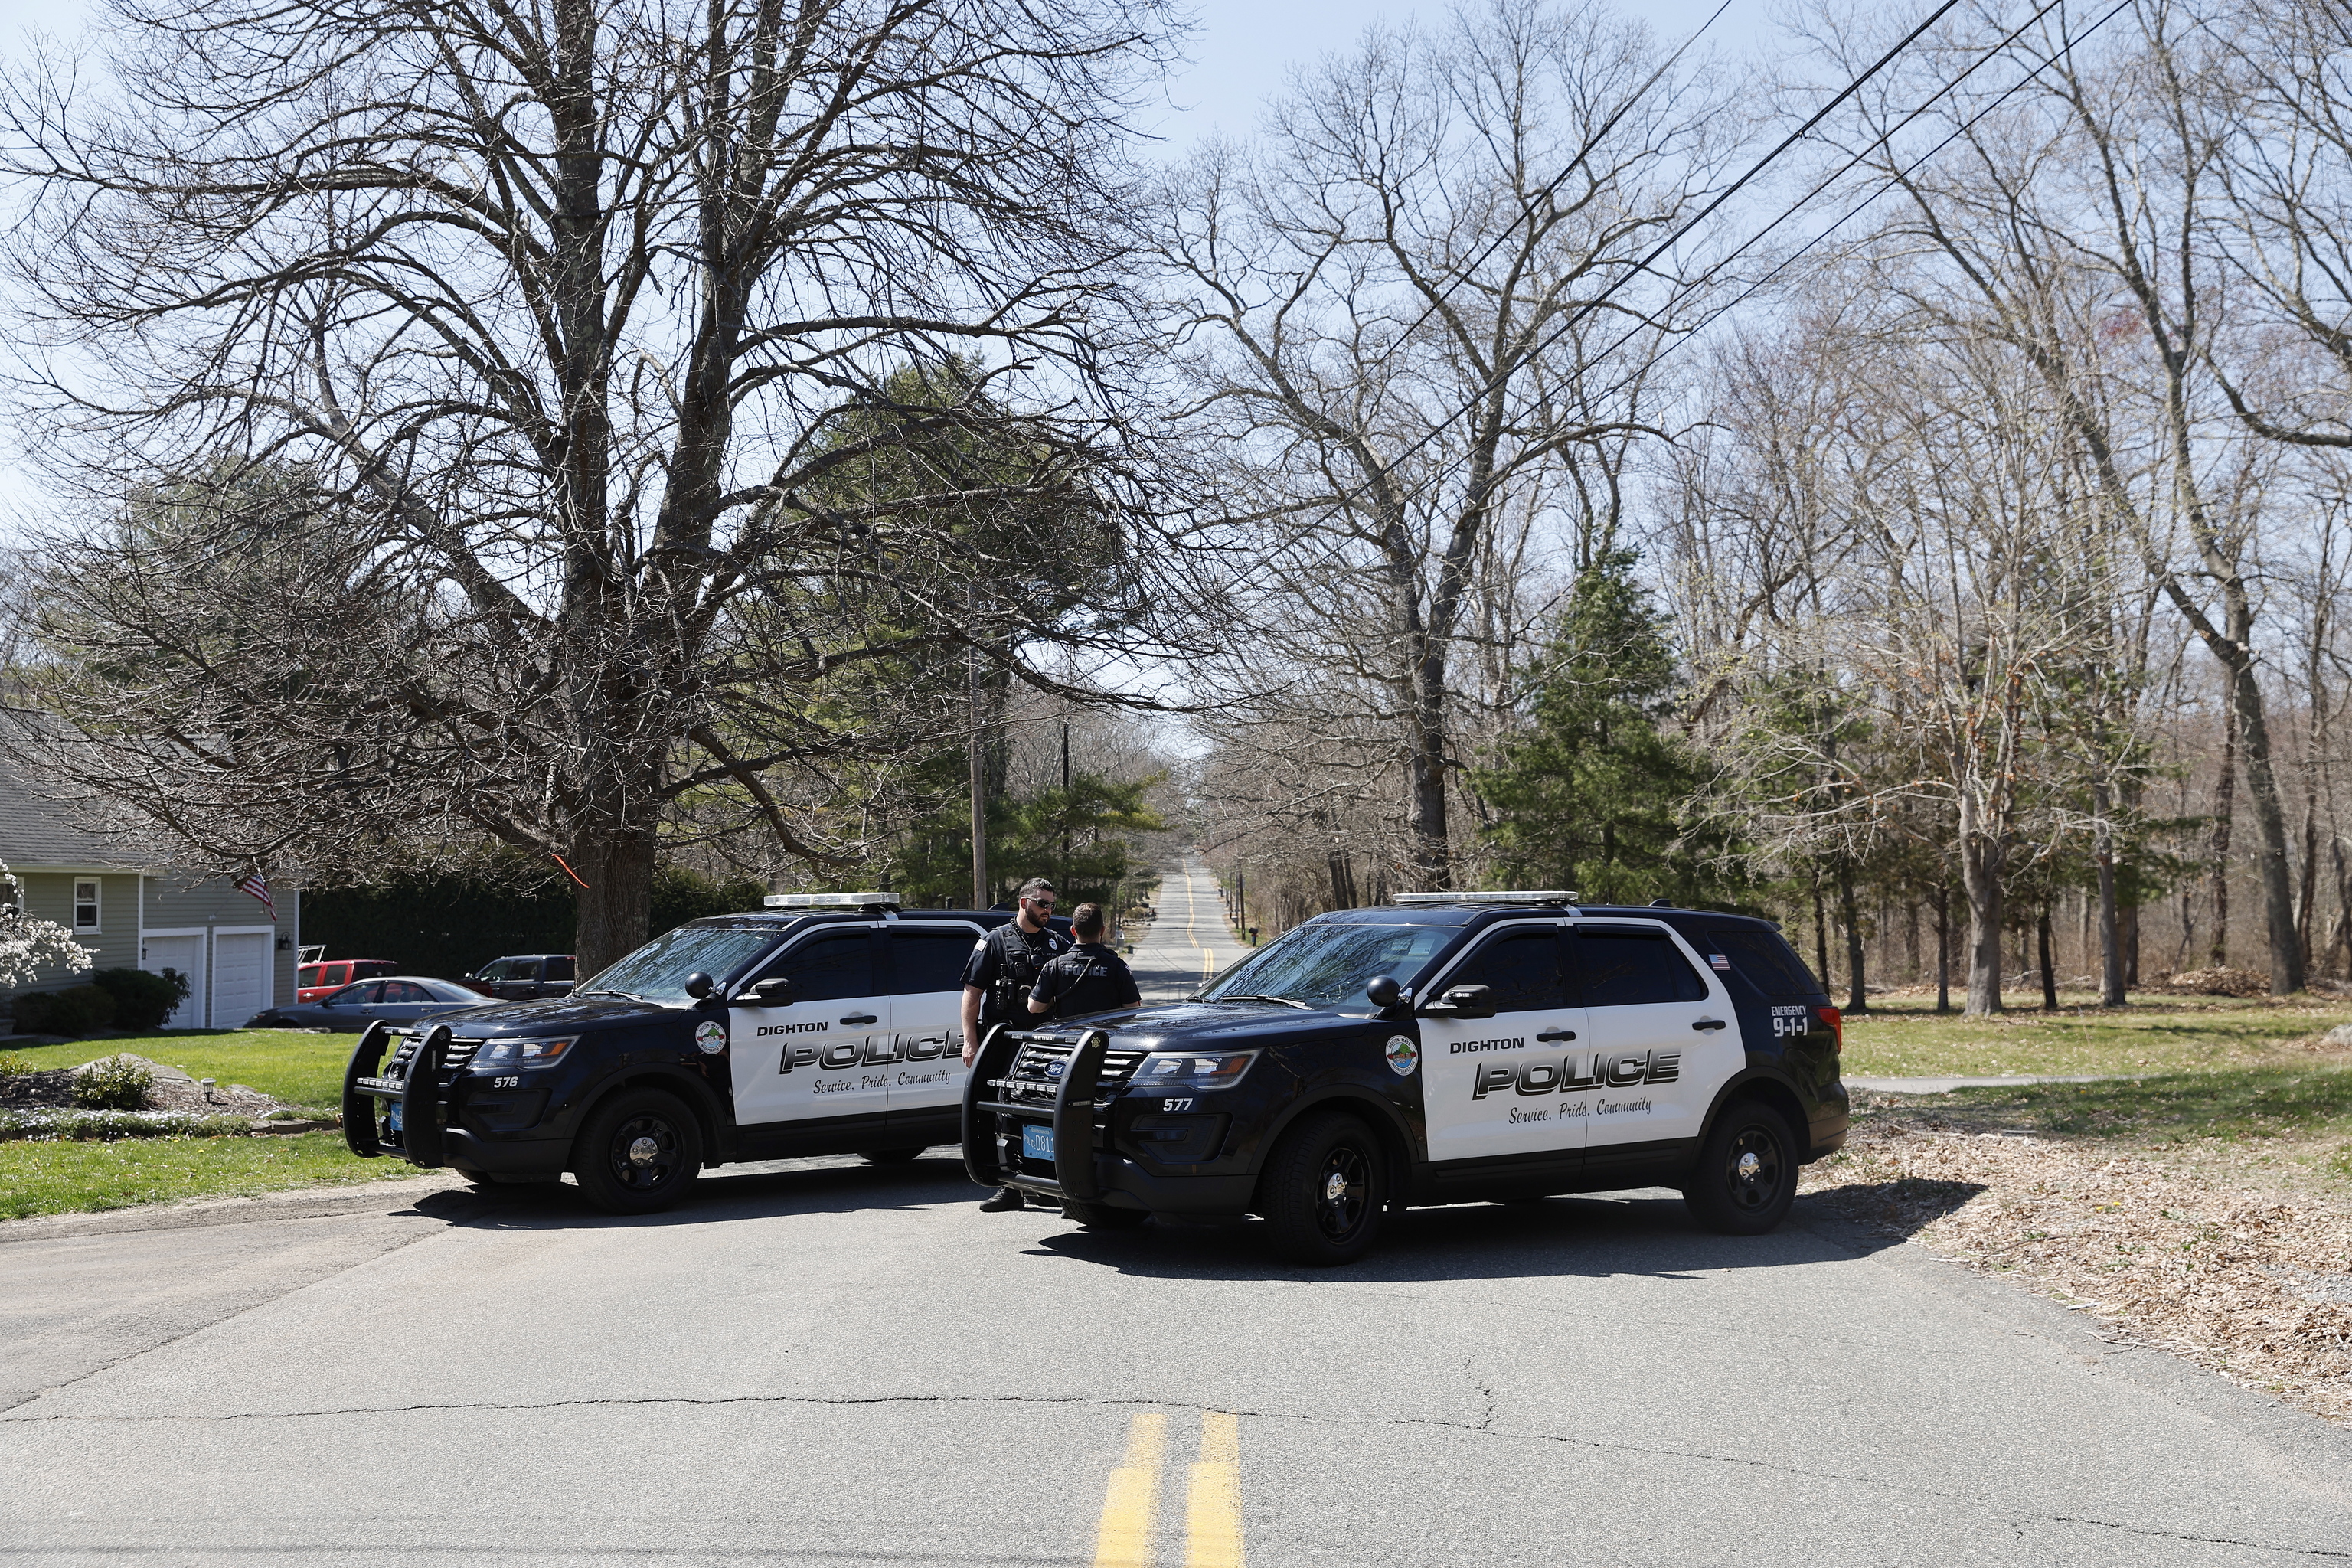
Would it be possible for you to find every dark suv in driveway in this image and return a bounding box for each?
[465,954,577,1001]
[962,893,1849,1265]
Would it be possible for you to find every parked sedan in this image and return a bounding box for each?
[247,977,488,1033]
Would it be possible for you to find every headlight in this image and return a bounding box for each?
[472,1036,577,1070]
[1132,1050,1259,1090]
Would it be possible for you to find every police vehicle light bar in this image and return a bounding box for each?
[1393,890,1581,907]
[762,892,901,909]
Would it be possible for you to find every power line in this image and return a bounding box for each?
[1609,0,2136,383]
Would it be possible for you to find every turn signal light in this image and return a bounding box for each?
[1815,1007,1843,1052]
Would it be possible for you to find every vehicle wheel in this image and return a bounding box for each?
[1259,1112,1385,1266]
[572,1089,703,1215]
[856,1147,928,1164]
[1062,1200,1149,1230]
[1682,1100,1798,1236]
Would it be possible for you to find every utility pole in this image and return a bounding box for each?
[1060,722,1070,893]
[969,629,988,910]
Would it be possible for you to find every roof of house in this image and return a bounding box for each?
[0,750,154,873]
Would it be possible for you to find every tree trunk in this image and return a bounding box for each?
[1960,795,2005,1015]
[2038,906,2059,1011]
[572,825,658,979]
[1838,864,1868,1013]
[2094,780,2126,1006]
[1811,877,1831,994]
[2225,655,2305,992]
[1408,643,1452,891]
[1934,881,1952,1014]
[2210,681,2237,967]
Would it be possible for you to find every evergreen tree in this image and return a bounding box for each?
[1478,552,1750,906]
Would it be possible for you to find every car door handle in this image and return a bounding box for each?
[841,1014,879,1026]
[1536,1028,1577,1042]
[1692,1018,1728,1031]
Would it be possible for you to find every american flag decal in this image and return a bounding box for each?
[236,872,275,920]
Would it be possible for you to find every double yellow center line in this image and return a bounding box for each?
[1093,1410,1243,1568]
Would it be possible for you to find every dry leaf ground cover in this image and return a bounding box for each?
[1803,1065,2352,1425]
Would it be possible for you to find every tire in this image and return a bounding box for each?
[856,1147,929,1164]
[1259,1112,1386,1266]
[572,1089,703,1215]
[1682,1099,1798,1236]
[1062,1200,1150,1230]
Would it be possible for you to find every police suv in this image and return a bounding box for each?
[342,894,1063,1212]
[964,892,1849,1265]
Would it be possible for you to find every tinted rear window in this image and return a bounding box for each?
[1706,926,1820,997]
[1575,927,1707,1005]
[545,957,575,982]
[891,927,981,992]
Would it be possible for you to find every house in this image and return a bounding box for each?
[0,756,299,1028]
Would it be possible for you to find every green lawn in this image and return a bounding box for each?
[0,1130,426,1221]
[1916,1066,2352,1144]
[1839,993,2352,1078]
[0,1028,356,1111]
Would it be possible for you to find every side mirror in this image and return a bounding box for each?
[1420,983,1496,1020]
[683,972,715,1001]
[1365,975,1402,1008]
[745,976,795,1005]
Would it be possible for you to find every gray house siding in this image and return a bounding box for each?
[10,870,142,977]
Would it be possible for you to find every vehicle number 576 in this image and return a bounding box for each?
[1161,1097,1194,1112]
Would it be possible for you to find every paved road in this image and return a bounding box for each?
[5,1159,2349,1566]
[1128,854,1251,1001]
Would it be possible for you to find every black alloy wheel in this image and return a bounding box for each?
[856,1148,929,1165]
[572,1089,703,1215]
[1261,1111,1386,1266]
[1682,1099,1798,1236]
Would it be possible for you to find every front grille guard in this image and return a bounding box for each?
[961,1025,1119,1199]
[343,1023,477,1167]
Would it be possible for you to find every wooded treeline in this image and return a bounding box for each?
[3,0,2350,1008]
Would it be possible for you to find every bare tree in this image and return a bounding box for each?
[1152,0,1736,890]
[0,0,1172,971]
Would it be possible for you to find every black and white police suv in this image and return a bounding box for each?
[342,894,1066,1212]
[963,893,1850,1265]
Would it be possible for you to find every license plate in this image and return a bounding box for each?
[387,1102,404,1133]
[1021,1124,1055,1160]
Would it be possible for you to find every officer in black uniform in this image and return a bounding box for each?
[960,877,1069,1212]
[1027,902,1140,1021]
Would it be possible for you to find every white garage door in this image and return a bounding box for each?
[142,935,204,1030]
[211,933,271,1028]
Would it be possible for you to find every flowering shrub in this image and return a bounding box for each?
[70,1057,154,1111]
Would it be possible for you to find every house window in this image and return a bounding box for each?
[74,880,100,932]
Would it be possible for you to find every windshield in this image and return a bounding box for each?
[579,926,776,1004]
[1198,921,1455,1008]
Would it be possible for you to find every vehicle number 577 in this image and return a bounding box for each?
[1161,1098,1194,1112]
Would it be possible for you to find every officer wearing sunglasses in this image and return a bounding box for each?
[960,877,1070,1212]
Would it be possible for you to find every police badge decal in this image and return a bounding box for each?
[1384,1034,1419,1076]
[694,1020,727,1054]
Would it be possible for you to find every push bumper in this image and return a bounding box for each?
[960,1024,1256,1215]
[343,1022,570,1175]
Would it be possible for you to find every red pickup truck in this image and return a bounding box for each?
[296,959,399,1004]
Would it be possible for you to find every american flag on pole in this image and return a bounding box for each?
[236,871,275,921]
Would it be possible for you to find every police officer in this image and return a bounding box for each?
[1027,902,1139,1021]
[961,876,1069,1213]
